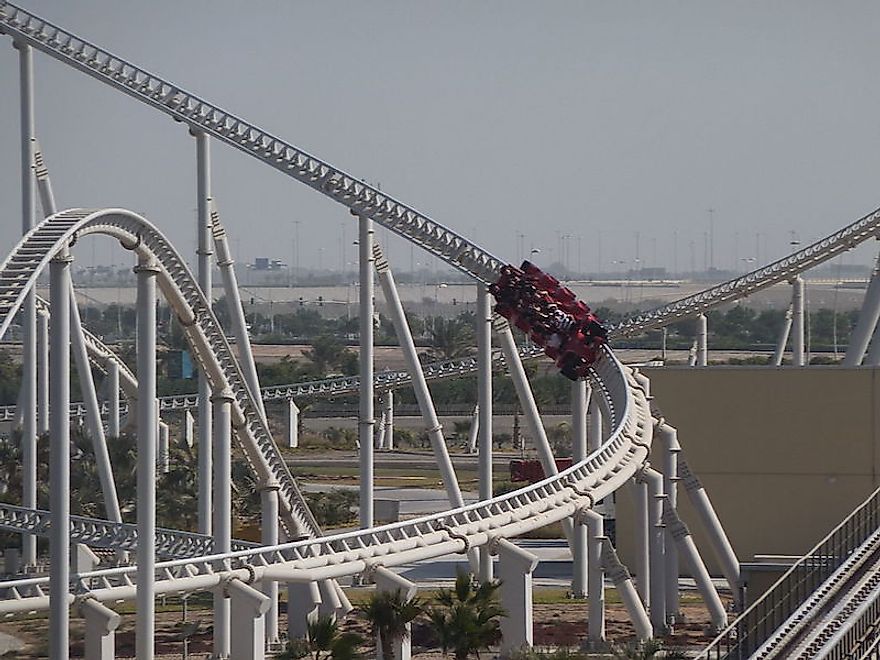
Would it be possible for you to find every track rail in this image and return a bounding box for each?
[0,210,321,540]
[0,340,650,612]
[0,502,256,564]
[612,205,880,338]
[0,344,545,421]
[0,1,504,284]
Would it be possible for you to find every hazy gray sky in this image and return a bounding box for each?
[3,1,880,276]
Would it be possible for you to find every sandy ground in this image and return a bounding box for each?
[0,593,728,658]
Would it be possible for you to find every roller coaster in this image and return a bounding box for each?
[1,3,880,659]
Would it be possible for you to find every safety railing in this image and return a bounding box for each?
[699,484,880,659]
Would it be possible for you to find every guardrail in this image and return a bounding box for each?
[699,485,880,658]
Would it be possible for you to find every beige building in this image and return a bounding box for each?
[613,366,880,576]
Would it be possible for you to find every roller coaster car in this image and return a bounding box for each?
[491,261,608,380]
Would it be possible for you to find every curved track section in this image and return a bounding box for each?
[0,343,650,611]
[0,209,320,540]
[613,204,880,337]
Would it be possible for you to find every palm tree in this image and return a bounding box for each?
[276,614,361,660]
[360,589,423,660]
[426,572,505,660]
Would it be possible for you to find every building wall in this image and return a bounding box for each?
[613,366,880,576]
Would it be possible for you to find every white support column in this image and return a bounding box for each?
[70,288,122,524]
[80,598,120,660]
[358,213,375,529]
[772,305,793,366]
[49,247,72,660]
[228,579,271,660]
[317,579,343,619]
[183,408,194,449]
[659,423,681,623]
[286,399,300,449]
[662,502,727,631]
[601,538,652,641]
[372,248,468,516]
[844,250,880,366]
[195,130,213,537]
[16,39,37,570]
[467,404,480,455]
[571,380,589,599]
[135,257,159,660]
[679,459,742,608]
[495,320,559,479]
[577,508,605,644]
[791,276,806,367]
[212,207,266,421]
[158,420,170,474]
[37,310,48,435]
[588,391,602,452]
[106,361,120,438]
[376,398,387,450]
[696,313,708,367]
[261,481,281,647]
[642,468,667,634]
[287,582,321,640]
[212,389,234,659]
[495,539,539,656]
[373,566,418,660]
[632,478,650,606]
[384,390,394,450]
[477,285,493,581]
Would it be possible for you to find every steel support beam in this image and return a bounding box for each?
[16,39,37,569]
[228,579,270,660]
[287,582,320,640]
[642,468,667,634]
[260,481,280,647]
[696,313,708,367]
[49,248,72,660]
[571,380,588,598]
[477,285,493,581]
[659,423,681,623]
[286,399,299,449]
[577,508,605,644]
[791,276,806,366]
[679,459,742,608]
[496,538,539,655]
[212,389,234,658]
[372,246,468,519]
[601,538,652,641]
[844,251,880,366]
[383,391,394,450]
[772,305,793,366]
[373,566,417,660]
[195,130,213,537]
[135,257,159,660]
[80,598,120,660]
[37,309,48,435]
[358,213,374,529]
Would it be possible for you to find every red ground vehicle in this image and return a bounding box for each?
[489,261,607,380]
[510,458,575,483]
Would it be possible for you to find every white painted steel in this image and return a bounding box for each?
[358,214,375,530]
[195,131,213,538]
[772,304,793,366]
[659,422,681,622]
[571,379,588,599]
[36,309,47,434]
[844,251,880,366]
[49,248,71,660]
[477,286,493,583]
[696,313,708,367]
[791,276,806,366]
[260,482,280,647]
[642,468,667,633]
[212,389,233,658]
[134,257,158,660]
[15,38,37,570]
